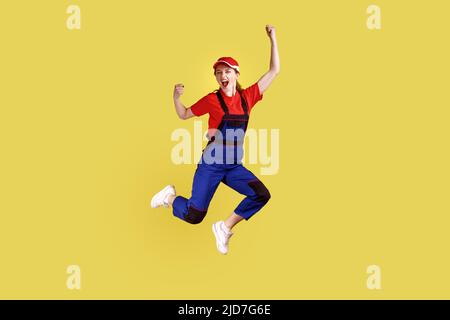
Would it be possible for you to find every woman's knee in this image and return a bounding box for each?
[184,206,207,224]
[248,180,271,204]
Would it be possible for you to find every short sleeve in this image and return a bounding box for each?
[190,94,212,117]
[242,82,263,111]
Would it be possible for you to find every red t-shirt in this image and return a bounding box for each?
[190,82,263,136]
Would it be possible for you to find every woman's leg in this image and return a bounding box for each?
[167,194,177,206]
[172,163,226,224]
[212,165,271,254]
[221,165,271,222]
[224,212,244,230]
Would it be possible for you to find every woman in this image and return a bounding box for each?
[151,25,280,255]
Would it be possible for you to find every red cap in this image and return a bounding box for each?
[213,57,240,73]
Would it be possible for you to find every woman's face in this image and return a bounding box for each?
[214,64,239,90]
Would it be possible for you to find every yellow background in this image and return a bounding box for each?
[1,0,449,299]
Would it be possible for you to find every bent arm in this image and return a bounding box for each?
[174,98,195,120]
[173,83,195,120]
[258,25,280,95]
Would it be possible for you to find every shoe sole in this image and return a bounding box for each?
[212,223,227,255]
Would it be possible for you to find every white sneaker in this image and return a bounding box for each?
[212,221,233,255]
[150,185,176,208]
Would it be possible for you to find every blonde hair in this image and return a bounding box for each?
[236,81,243,92]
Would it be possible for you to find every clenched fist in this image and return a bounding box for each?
[265,25,276,39]
[173,83,184,100]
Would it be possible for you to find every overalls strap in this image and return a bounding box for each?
[215,91,229,115]
[240,92,249,115]
[215,90,249,115]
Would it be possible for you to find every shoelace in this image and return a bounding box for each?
[223,231,233,243]
[221,225,232,236]
[163,193,172,207]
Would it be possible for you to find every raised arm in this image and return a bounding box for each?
[173,83,195,120]
[257,25,280,94]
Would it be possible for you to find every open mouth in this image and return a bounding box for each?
[221,80,229,88]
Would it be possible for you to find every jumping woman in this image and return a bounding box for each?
[151,25,280,254]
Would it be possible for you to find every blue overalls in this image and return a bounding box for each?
[172,90,271,224]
